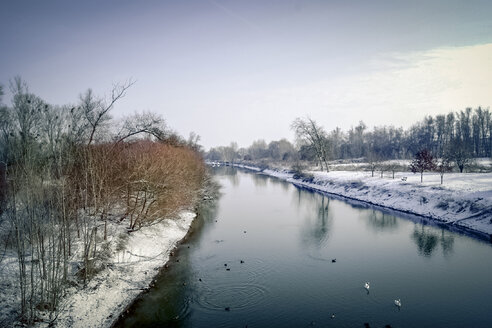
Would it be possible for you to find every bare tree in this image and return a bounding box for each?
[291,117,330,172]
[436,156,453,184]
[82,79,135,146]
[187,132,202,152]
[366,152,381,177]
[385,162,400,179]
[114,112,167,146]
[223,142,238,163]
[449,139,472,173]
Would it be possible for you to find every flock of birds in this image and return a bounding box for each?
[364,281,402,309]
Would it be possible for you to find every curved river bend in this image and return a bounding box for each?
[115,167,492,328]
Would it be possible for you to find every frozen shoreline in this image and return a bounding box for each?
[233,163,492,239]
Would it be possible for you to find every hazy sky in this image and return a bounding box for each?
[1,0,492,149]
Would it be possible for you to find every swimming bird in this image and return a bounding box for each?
[331,259,336,263]
[394,299,401,307]
[331,313,335,319]
[364,282,370,290]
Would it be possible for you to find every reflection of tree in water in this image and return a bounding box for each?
[300,194,333,248]
[267,175,290,192]
[412,226,438,257]
[197,197,220,224]
[439,230,455,257]
[411,225,455,257]
[251,172,268,187]
[211,166,240,186]
[294,186,318,207]
[366,210,398,232]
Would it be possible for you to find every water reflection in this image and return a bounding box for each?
[120,260,191,328]
[366,210,398,232]
[300,194,332,248]
[198,196,220,224]
[411,225,455,257]
[211,166,240,186]
[412,225,439,257]
[117,169,492,328]
[266,175,290,192]
[251,172,268,188]
[440,230,455,257]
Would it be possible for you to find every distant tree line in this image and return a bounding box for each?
[207,107,491,174]
[207,139,297,164]
[0,77,206,324]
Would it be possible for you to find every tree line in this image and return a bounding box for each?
[207,107,491,174]
[0,78,206,325]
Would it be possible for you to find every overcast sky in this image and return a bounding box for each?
[1,0,491,149]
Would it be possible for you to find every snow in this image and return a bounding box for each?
[51,212,194,328]
[0,250,20,327]
[234,163,492,237]
[0,211,196,328]
[2,162,491,327]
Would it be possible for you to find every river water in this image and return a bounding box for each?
[115,167,492,328]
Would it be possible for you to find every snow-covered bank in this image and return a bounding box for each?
[53,212,195,328]
[0,211,196,328]
[234,164,492,238]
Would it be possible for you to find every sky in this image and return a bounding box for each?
[1,0,492,149]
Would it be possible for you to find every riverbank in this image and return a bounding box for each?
[55,212,196,328]
[233,163,492,238]
[0,211,196,328]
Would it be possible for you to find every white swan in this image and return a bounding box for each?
[394,299,401,307]
[364,282,370,290]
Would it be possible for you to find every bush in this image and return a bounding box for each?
[87,140,207,230]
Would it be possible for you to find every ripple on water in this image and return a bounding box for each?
[152,295,192,324]
[194,282,270,312]
[197,257,278,284]
[191,258,274,313]
[173,297,192,321]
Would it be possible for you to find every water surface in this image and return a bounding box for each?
[116,167,492,328]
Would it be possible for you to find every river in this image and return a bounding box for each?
[115,166,492,328]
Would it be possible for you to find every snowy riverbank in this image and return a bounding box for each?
[1,211,196,328]
[55,212,196,328]
[233,164,492,238]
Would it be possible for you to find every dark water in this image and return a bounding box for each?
[115,167,492,328]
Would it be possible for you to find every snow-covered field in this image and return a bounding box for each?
[0,211,196,328]
[234,163,492,237]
